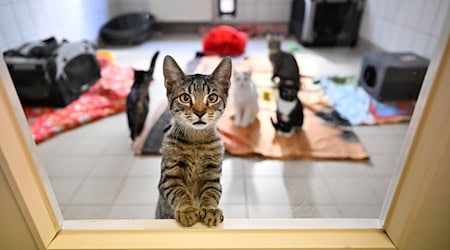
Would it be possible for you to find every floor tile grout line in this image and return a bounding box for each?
[240,158,251,219]
[61,154,104,213]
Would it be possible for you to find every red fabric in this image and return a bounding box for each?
[202,25,248,56]
[368,99,414,125]
[23,62,134,143]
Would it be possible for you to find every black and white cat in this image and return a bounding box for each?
[126,51,159,141]
[270,80,304,136]
[268,36,304,136]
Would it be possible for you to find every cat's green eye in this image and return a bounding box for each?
[179,93,191,103]
[207,94,219,103]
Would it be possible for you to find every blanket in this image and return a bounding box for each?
[24,60,134,143]
[315,76,415,125]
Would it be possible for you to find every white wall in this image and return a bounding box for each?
[0,0,294,52]
[360,0,449,59]
[229,0,291,23]
[0,0,119,52]
[112,0,292,23]
[112,0,214,22]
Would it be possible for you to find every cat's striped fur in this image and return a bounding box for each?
[155,55,231,227]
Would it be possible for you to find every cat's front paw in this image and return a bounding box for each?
[175,206,200,227]
[200,207,224,227]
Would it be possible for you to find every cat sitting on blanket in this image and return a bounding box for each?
[230,70,259,127]
[268,35,304,136]
[271,80,304,136]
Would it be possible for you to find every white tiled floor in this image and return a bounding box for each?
[36,34,409,220]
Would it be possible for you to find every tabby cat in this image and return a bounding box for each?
[126,51,159,140]
[155,55,232,227]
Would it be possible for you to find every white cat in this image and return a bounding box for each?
[230,71,259,127]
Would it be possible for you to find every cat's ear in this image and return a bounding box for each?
[247,67,253,76]
[211,56,232,92]
[163,55,185,91]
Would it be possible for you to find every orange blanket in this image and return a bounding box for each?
[218,77,368,160]
[219,107,368,160]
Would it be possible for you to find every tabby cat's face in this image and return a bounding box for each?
[168,74,228,129]
[163,56,232,130]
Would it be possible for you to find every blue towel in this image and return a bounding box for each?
[317,76,374,125]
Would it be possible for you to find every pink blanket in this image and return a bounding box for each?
[24,62,134,143]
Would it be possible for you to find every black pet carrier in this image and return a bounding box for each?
[358,52,429,101]
[4,37,101,107]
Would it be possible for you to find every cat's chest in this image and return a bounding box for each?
[233,84,257,102]
[277,98,296,114]
[173,141,223,168]
[183,147,222,186]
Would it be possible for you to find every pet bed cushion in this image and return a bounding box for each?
[100,13,154,46]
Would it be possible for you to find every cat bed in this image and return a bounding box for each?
[24,54,134,143]
[358,52,429,101]
[99,13,154,46]
[202,25,248,56]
